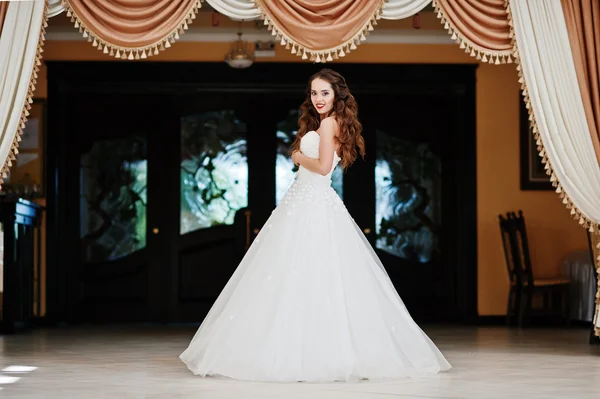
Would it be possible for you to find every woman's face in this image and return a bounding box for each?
[310,78,335,117]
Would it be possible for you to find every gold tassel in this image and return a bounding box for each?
[253,0,385,63]
[433,0,512,64]
[60,0,202,62]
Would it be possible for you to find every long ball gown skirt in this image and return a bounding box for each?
[179,131,451,382]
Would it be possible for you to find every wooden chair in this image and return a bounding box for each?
[499,213,521,326]
[499,211,571,327]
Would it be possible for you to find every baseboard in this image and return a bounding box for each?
[476,315,598,328]
[476,316,506,325]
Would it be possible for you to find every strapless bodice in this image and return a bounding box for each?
[296,130,340,187]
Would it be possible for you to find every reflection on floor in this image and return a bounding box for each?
[1,325,599,398]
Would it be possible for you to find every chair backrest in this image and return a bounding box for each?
[509,211,535,287]
[498,210,534,287]
[498,213,519,285]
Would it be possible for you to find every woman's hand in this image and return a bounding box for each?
[291,150,301,166]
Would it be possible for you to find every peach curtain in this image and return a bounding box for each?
[560,0,600,337]
[63,0,202,60]
[0,2,8,34]
[255,0,385,63]
[561,0,600,164]
[433,0,512,64]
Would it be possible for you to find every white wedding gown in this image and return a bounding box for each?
[180,130,451,382]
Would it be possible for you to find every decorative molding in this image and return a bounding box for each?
[45,27,454,46]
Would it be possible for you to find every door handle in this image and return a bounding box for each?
[363,228,371,234]
[152,227,159,235]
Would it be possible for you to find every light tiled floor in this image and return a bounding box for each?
[1,325,599,398]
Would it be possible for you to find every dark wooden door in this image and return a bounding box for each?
[58,92,170,322]
[343,88,476,322]
[54,90,300,323]
[46,62,476,324]
[164,94,297,322]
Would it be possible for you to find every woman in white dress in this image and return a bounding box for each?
[180,69,451,382]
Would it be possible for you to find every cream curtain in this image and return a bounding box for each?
[206,0,261,20]
[509,0,600,335]
[48,0,65,18]
[207,0,432,21]
[381,0,431,19]
[0,0,47,188]
[509,0,600,230]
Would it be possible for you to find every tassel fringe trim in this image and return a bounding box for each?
[254,0,386,63]
[592,231,600,336]
[505,2,600,336]
[0,2,49,189]
[433,0,513,65]
[61,0,202,60]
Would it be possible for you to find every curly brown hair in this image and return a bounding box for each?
[290,68,365,170]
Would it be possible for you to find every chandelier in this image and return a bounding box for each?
[225,24,254,69]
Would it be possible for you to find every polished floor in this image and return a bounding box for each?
[0,325,599,398]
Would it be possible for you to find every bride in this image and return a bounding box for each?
[179,68,451,382]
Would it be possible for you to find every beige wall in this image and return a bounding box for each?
[34,21,587,316]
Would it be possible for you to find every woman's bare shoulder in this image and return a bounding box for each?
[318,116,339,137]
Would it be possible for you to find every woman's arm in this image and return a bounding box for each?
[292,118,337,176]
